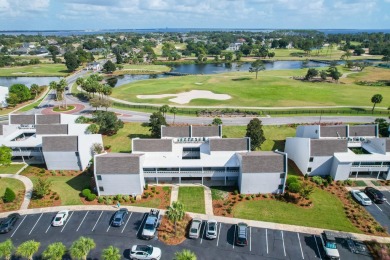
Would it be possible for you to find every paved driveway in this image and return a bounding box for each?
[0,210,372,259]
[364,190,390,233]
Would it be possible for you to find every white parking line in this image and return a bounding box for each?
[61,211,73,233]
[11,215,27,238]
[92,211,103,231]
[265,229,268,254]
[76,211,89,231]
[29,213,43,235]
[313,235,322,260]
[106,217,113,232]
[249,227,252,252]
[386,201,390,206]
[297,233,304,259]
[200,221,206,244]
[216,223,222,247]
[45,213,56,234]
[233,225,236,249]
[374,203,383,212]
[281,231,286,257]
[121,212,132,233]
[137,214,147,235]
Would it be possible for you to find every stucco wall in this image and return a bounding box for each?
[239,172,283,194]
[296,125,320,139]
[43,151,81,170]
[96,174,143,196]
[330,158,351,180]
[285,138,310,174]
[78,134,103,170]
[308,156,334,176]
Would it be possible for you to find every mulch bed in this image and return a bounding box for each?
[21,165,84,178]
[0,190,25,213]
[158,214,192,245]
[29,190,62,209]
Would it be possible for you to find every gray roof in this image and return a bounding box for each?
[36,124,68,135]
[42,136,78,152]
[36,114,61,125]
[161,126,190,138]
[10,115,35,125]
[133,139,172,152]
[310,139,348,156]
[240,151,285,173]
[209,138,249,151]
[192,126,220,137]
[96,153,142,175]
[320,125,347,138]
[349,125,376,137]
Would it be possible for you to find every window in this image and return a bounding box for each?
[278,184,283,190]
[99,186,104,192]
[307,167,312,173]
[280,173,285,178]
[97,175,102,180]
[309,157,314,162]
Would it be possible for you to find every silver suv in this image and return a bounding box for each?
[206,219,218,239]
[189,218,202,239]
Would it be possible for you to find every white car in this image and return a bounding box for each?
[320,231,340,260]
[130,245,161,260]
[189,218,202,239]
[206,219,218,239]
[351,190,372,206]
[52,210,69,227]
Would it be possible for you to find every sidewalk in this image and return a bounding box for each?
[1,172,32,210]
[1,204,389,243]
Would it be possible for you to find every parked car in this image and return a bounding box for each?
[130,245,161,260]
[206,219,218,239]
[52,210,69,227]
[350,190,372,205]
[320,231,340,260]
[112,208,128,227]
[189,218,202,239]
[0,213,20,234]
[364,187,387,204]
[141,209,161,240]
[235,222,248,246]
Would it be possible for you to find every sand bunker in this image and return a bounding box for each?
[137,90,231,105]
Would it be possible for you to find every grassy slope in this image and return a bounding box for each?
[111,67,390,107]
[0,164,25,174]
[0,64,69,77]
[178,187,205,214]
[233,188,360,233]
[0,178,24,196]
[29,175,90,205]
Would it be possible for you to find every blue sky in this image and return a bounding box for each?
[0,0,389,30]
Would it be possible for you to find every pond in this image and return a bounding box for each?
[0,77,61,88]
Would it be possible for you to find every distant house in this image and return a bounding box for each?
[35,47,49,56]
[0,86,9,108]
[13,47,30,55]
[87,61,101,71]
[47,39,58,45]
[226,42,243,51]
[89,48,106,54]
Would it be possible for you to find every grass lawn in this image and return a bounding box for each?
[29,175,90,205]
[111,67,390,108]
[0,178,24,197]
[0,164,25,174]
[233,188,361,233]
[178,187,205,214]
[133,198,161,208]
[113,64,171,75]
[0,64,69,77]
[103,122,151,153]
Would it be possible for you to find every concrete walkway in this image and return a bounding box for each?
[344,178,390,191]
[170,185,179,206]
[203,186,214,216]
[1,173,33,210]
[1,204,389,243]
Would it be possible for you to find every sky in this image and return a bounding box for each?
[0,0,389,30]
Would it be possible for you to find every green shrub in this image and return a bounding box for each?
[312,176,323,185]
[226,207,232,214]
[55,196,59,200]
[246,196,251,200]
[304,174,308,180]
[144,183,149,190]
[123,195,130,202]
[3,187,16,203]
[40,169,45,174]
[86,194,96,201]
[81,189,91,197]
[98,197,104,203]
[286,176,299,186]
[156,191,160,195]
[131,198,135,203]
[344,179,353,186]
[288,182,302,193]
[263,194,269,198]
[51,170,56,176]
[239,194,245,199]
[326,175,333,184]
[106,199,112,205]
[115,194,122,201]
[151,187,156,192]
[233,190,239,195]
[104,145,111,150]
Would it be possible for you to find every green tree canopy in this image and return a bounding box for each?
[174,249,197,260]
[304,68,318,80]
[148,112,167,138]
[166,201,185,236]
[0,145,12,166]
[103,60,116,73]
[16,240,40,260]
[245,118,265,151]
[249,60,265,79]
[33,178,52,199]
[70,237,95,260]
[371,94,383,113]
[0,239,14,260]
[212,117,223,126]
[3,187,16,203]
[64,52,80,72]
[42,242,66,260]
[92,111,124,135]
[101,245,121,260]
[9,84,31,102]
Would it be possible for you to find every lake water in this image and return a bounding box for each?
[0,77,60,88]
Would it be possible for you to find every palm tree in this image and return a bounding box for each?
[0,239,14,260]
[16,240,40,260]
[58,78,68,109]
[42,242,66,260]
[371,94,383,113]
[101,245,121,260]
[70,236,96,260]
[30,84,40,99]
[166,201,185,236]
[170,107,178,124]
[159,105,170,119]
[174,249,197,260]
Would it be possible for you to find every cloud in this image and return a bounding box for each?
[0,0,50,16]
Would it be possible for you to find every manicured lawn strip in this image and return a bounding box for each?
[0,178,24,197]
[353,180,367,187]
[132,198,161,208]
[0,64,69,77]
[233,188,361,233]
[103,122,151,153]
[111,67,390,107]
[29,175,90,205]
[0,164,25,174]
[178,187,205,214]
[371,181,381,186]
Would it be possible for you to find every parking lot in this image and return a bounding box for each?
[0,210,372,259]
[364,190,390,233]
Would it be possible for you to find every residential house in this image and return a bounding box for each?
[0,86,9,108]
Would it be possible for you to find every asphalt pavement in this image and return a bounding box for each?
[364,190,390,233]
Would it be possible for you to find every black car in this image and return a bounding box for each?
[235,222,248,246]
[0,213,20,234]
[364,187,387,204]
[111,208,128,227]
